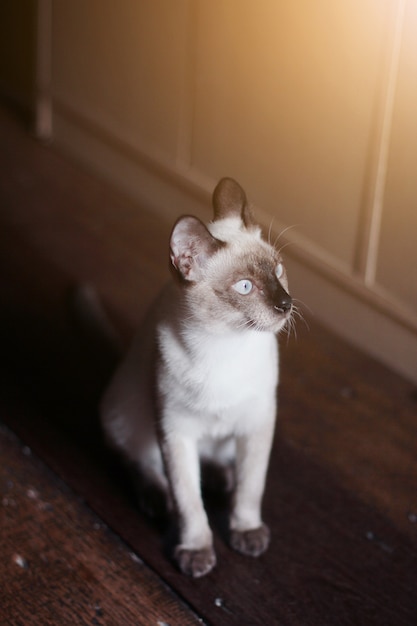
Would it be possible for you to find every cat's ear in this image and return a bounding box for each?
[212,177,254,227]
[170,216,223,282]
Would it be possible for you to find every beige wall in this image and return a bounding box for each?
[37,0,417,383]
[192,1,387,269]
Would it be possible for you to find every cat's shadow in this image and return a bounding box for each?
[118,457,233,561]
[106,450,233,559]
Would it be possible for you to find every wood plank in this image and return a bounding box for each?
[2,378,416,626]
[0,422,202,626]
[280,320,417,539]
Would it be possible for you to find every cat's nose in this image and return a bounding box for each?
[274,294,292,315]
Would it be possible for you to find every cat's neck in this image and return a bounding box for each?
[180,317,274,350]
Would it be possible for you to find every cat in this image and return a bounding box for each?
[100,177,293,577]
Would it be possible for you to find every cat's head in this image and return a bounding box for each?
[169,177,292,334]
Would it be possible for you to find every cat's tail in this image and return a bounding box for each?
[71,283,125,362]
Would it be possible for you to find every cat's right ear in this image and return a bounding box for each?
[170,216,223,282]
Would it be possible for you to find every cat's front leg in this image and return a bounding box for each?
[229,417,275,557]
[161,432,216,577]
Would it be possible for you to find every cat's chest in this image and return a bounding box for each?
[162,327,278,409]
[193,331,275,381]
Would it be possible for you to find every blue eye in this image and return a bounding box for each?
[232,279,253,295]
[276,263,284,280]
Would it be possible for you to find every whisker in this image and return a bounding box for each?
[281,317,296,345]
[291,304,310,331]
[292,297,313,316]
[267,219,275,246]
[273,224,297,249]
[277,241,294,256]
[288,316,298,342]
[237,318,257,331]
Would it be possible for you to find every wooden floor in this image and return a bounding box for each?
[1,104,416,625]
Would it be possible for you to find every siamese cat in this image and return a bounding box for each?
[100,177,292,577]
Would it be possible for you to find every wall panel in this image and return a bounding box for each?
[52,0,189,161]
[192,0,388,268]
[40,0,417,383]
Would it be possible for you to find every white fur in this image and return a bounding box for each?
[158,322,278,435]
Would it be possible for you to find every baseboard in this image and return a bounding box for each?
[51,102,417,385]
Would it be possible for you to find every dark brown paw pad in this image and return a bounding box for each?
[174,545,216,578]
[230,523,270,557]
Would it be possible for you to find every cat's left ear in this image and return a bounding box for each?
[170,215,223,282]
[212,177,255,227]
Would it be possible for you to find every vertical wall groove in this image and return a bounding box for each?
[175,0,198,171]
[354,0,406,286]
[35,0,52,140]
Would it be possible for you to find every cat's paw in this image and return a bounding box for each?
[229,523,270,557]
[174,545,216,578]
